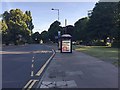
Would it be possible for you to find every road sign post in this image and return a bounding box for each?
[58,31,61,50]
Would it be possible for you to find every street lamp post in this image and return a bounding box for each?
[51,8,61,50]
[51,8,59,21]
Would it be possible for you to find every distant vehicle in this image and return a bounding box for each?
[72,41,77,45]
[40,40,43,44]
[72,41,80,45]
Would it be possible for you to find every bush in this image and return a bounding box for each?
[112,41,120,48]
[93,40,105,46]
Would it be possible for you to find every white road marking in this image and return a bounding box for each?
[56,50,60,53]
[31,71,34,77]
[23,49,55,89]
[27,80,39,89]
[31,64,34,68]
[32,60,34,62]
[36,49,55,76]
[23,80,33,89]
[1,51,30,54]
[31,57,34,76]
[1,50,53,54]
[33,50,53,54]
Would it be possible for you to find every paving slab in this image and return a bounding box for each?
[37,49,118,88]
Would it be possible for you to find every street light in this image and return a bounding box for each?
[51,8,59,21]
[51,8,61,50]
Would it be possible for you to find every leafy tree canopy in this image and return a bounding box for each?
[48,20,61,42]
[2,9,34,45]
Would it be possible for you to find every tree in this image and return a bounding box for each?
[73,17,89,42]
[117,2,120,41]
[0,20,8,32]
[0,20,10,45]
[87,2,118,45]
[65,25,74,36]
[48,20,61,42]
[25,11,34,33]
[111,1,120,47]
[41,30,49,43]
[2,9,34,45]
[31,32,41,43]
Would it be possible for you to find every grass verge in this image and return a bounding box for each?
[73,45,119,67]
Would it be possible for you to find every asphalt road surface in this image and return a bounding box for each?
[2,44,53,88]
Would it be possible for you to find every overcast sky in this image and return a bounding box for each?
[1,1,99,33]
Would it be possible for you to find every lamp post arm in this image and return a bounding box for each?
[51,8,59,21]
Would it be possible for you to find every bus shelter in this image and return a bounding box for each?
[60,34,72,53]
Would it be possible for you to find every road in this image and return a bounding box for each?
[2,44,53,88]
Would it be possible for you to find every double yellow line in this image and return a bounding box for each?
[36,49,55,76]
[22,79,39,90]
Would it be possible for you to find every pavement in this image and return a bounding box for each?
[37,45,118,88]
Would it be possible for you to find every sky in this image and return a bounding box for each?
[1,2,99,33]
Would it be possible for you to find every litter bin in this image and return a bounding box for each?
[60,34,72,53]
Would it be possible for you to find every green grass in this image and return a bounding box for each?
[73,45,119,66]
